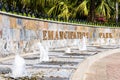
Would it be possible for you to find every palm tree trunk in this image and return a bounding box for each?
[87,0,95,22]
[116,1,118,24]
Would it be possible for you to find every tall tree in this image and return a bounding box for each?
[1,0,119,23]
[87,0,95,21]
[115,0,120,23]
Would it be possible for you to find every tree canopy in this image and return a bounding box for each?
[0,0,120,23]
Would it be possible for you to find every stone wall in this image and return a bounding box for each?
[0,12,120,43]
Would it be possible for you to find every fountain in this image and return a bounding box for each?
[33,29,49,62]
[35,41,49,62]
[100,36,105,45]
[79,36,87,51]
[106,38,111,45]
[106,33,111,45]
[65,31,71,53]
[72,39,77,47]
[9,41,28,78]
[0,39,8,56]
[39,43,49,62]
[110,38,116,45]
[6,41,15,53]
[11,54,28,78]
[1,40,15,56]
[65,47,71,53]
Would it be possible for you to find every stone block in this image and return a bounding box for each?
[10,17,17,29]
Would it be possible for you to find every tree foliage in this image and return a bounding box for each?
[0,0,120,22]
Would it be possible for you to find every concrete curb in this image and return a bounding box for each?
[71,48,120,80]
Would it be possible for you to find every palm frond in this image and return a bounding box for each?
[76,0,89,16]
[96,0,111,18]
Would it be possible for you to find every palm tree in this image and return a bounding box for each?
[21,0,30,8]
[1,0,119,24]
[74,0,98,21]
[48,1,71,21]
[75,0,112,21]
[75,0,89,17]
[87,0,96,21]
[115,0,120,23]
[96,0,111,19]
[106,0,120,23]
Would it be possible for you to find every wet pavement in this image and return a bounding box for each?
[0,45,119,80]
